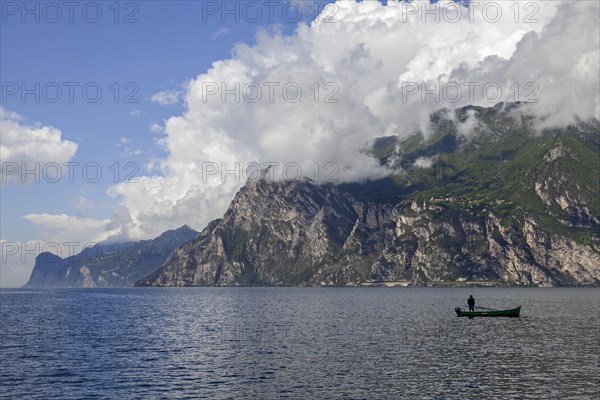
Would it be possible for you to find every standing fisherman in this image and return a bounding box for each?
[468,295,475,311]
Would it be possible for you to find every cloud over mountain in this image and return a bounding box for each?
[82,1,600,239]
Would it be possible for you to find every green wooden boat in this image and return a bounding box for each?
[455,306,521,318]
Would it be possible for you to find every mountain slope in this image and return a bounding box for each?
[136,104,600,287]
[24,225,198,288]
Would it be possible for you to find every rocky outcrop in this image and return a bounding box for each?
[24,225,198,288]
[136,180,600,287]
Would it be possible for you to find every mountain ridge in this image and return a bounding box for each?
[24,225,199,288]
[135,104,600,287]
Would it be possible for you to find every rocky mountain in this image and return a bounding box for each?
[136,103,600,287]
[24,225,198,288]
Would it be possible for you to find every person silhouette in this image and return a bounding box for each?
[468,295,475,312]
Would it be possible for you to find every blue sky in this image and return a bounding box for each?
[1,0,334,242]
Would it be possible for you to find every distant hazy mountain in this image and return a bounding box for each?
[136,103,599,287]
[24,226,198,288]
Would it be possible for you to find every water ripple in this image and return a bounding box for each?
[1,287,598,399]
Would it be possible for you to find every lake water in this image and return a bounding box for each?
[1,287,598,399]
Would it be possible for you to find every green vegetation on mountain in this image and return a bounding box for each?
[137,103,599,288]
[357,103,600,245]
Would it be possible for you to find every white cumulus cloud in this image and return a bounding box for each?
[23,214,121,245]
[21,1,598,243]
[150,90,182,106]
[1,108,78,184]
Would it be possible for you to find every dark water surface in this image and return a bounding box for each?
[1,287,598,399]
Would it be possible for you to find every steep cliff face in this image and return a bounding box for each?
[25,252,71,288]
[137,181,360,286]
[24,226,198,288]
[137,104,599,287]
[137,181,599,287]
